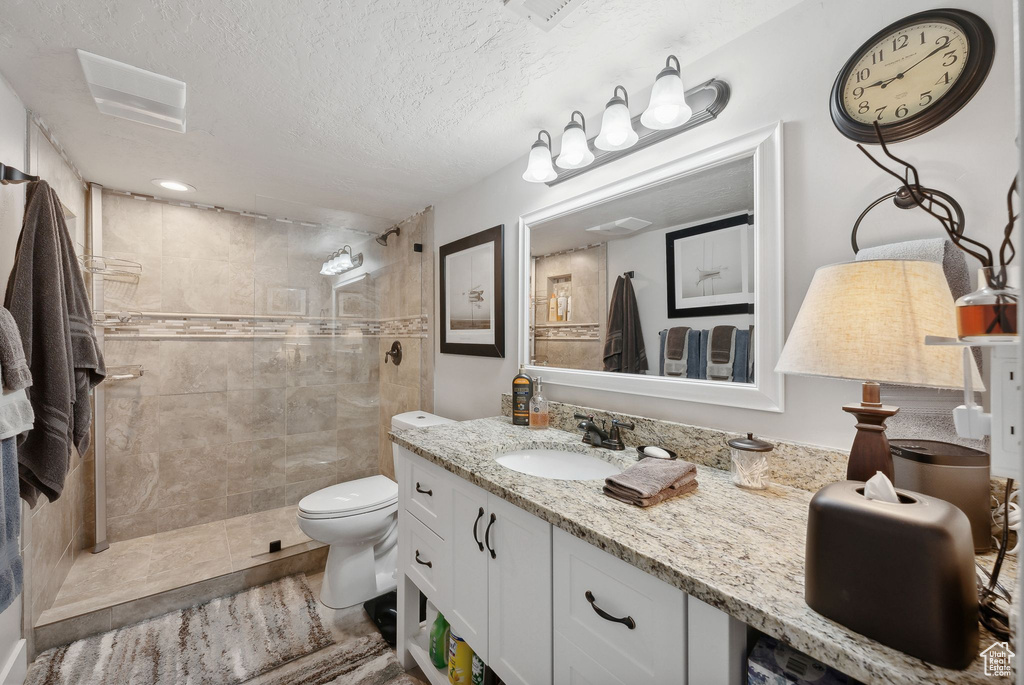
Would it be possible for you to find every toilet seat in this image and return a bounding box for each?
[298,475,398,520]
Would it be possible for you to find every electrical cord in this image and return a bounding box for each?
[979,479,1014,641]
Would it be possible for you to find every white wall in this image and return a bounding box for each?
[433,0,1019,451]
[605,212,754,370]
[0,72,27,685]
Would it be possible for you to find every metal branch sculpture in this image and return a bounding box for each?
[855,122,1017,335]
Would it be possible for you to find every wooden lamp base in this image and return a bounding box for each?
[841,381,899,482]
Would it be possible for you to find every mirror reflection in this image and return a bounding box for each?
[529,155,756,384]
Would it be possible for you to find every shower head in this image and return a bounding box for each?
[375,225,401,246]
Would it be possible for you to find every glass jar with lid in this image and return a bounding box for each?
[955,266,1019,341]
[727,433,774,490]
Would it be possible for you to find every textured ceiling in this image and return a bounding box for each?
[0,0,801,224]
[531,156,753,255]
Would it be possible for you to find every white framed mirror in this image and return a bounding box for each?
[518,123,784,412]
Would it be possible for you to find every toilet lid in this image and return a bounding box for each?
[298,475,398,518]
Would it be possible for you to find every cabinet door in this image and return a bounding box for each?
[487,495,552,685]
[553,528,686,684]
[448,477,490,660]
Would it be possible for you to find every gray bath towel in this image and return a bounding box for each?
[603,275,648,374]
[0,438,22,612]
[733,329,750,384]
[4,181,105,505]
[0,308,31,392]
[0,389,33,441]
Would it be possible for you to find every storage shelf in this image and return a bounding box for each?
[925,335,1018,348]
[408,624,448,685]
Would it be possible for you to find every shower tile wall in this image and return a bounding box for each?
[532,244,606,372]
[98,192,430,542]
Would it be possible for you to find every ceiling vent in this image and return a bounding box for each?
[585,217,652,236]
[77,50,186,133]
[503,0,588,31]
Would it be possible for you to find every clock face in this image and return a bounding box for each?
[829,10,994,143]
[842,22,968,126]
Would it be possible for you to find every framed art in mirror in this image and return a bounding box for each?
[440,224,506,358]
[518,123,784,412]
[666,213,755,318]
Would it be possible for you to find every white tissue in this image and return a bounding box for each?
[643,446,671,459]
[863,471,900,503]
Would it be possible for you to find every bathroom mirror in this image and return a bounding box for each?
[519,123,784,411]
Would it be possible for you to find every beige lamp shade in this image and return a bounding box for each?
[775,260,983,390]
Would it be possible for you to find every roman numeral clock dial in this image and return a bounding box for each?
[830,10,994,143]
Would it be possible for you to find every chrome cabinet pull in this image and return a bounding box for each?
[473,507,485,552]
[415,482,432,496]
[585,591,636,629]
[415,550,432,568]
[484,513,496,559]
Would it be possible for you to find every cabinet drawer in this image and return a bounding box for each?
[553,528,685,684]
[404,453,452,540]
[403,512,450,612]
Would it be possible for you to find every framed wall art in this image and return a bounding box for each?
[439,224,505,357]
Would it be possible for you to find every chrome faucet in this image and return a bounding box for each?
[575,414,610,448]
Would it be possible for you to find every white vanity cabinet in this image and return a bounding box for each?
[396,447,746,685]
[397,449,552,685]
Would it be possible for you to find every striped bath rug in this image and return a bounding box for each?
[26,574,336,685]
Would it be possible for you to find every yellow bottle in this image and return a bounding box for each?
[548,292,558,322]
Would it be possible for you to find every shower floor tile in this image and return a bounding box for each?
[39,504,321,626]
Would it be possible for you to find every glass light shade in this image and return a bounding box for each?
[523,141,557,183]
[594,101,637,151]
[335,251,353,270]
[556,124,593,169]
[641,71,692,130]
[319,262,332,275]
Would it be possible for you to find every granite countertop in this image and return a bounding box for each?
[390,417,1013,685]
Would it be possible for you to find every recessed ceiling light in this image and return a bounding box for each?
[152,179,196,192]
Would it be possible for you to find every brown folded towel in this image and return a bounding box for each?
[665,326,689,361]
[709,325,736,364]
[605,457,696,499]
[604,474,698,507]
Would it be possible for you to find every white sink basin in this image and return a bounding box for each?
[496,449,622,481]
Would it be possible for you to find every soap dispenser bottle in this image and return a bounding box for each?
[512,367,534,426]
[530,378,549,430]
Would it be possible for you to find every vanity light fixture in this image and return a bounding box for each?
[594,86,638,152]
[640,55,692,130]
[555,111,594,170]
[151,178,195,192]
[522,130,558,183]
[320,245,363,275]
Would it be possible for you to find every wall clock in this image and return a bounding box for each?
[829,9,994,143]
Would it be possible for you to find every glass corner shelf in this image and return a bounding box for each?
[924,335,1019,348]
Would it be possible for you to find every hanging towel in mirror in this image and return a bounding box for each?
[0,308,31,392]
[706,325,737,381]
[663,326,690,377]
[4,181,105,505]
[603,275,648,374]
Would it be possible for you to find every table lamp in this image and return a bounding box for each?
[775,259,983,481]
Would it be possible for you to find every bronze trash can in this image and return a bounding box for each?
[804,481,978,669]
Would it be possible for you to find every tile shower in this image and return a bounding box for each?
[33,190,433,636]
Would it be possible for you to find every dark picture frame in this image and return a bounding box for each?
[666,213,755,319]
[439,224,505,358]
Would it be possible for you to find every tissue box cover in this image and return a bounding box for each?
[747,635,852,685]
[805,480,978,669]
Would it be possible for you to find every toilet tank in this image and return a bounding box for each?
[390,411,453,473]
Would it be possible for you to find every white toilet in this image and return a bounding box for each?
[297,410,453,609]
